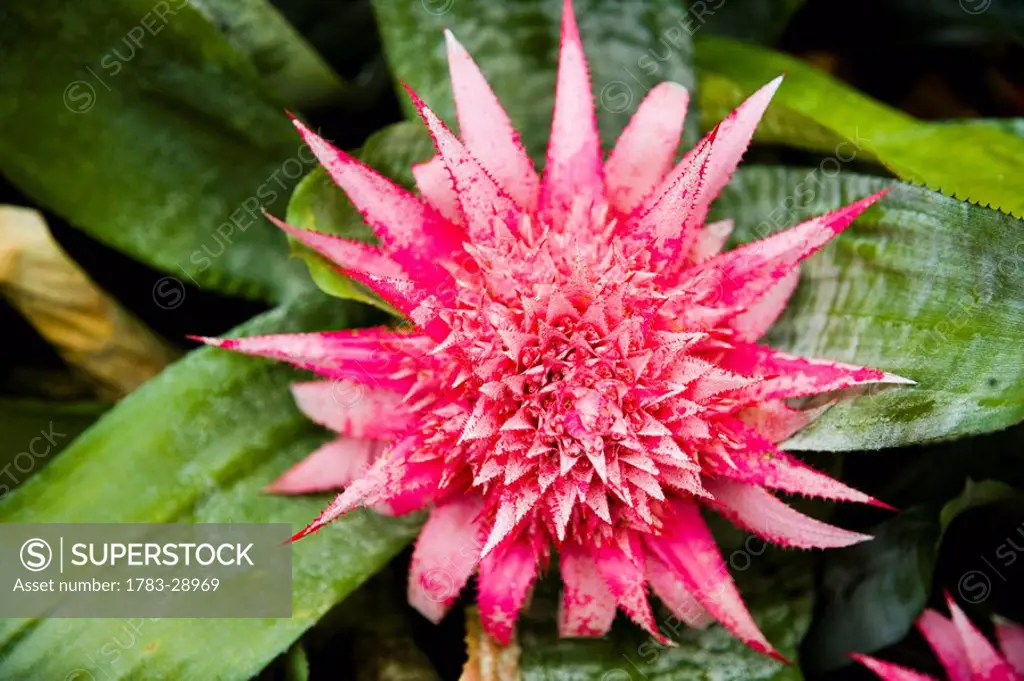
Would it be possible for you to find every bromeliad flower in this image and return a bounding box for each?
[855,597,1024,680]
[200,0,911,657]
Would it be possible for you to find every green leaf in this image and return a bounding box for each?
[939,478,1019,540]
[0,2,314,302]
[370,0,698,158]
[189,0,346,109]
[801,508,938,673]
[285,122,432,310]
[517,564,811,680]
[709,167,1024,450]
[695,37,1024,219]
[0,399,107,499]
[0,292,421,680]
[284,642,310,681]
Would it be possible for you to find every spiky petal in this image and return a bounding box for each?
[857,597,1024,680]
[205,0,912,655]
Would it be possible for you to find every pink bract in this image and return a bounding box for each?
[199,0,913,657]
[855,596,1024,680]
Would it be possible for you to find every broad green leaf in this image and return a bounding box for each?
[370,0,698,158]
[0,2,313,302]
[803,480,1022,672]
[801,508,938,673]
[189,0,346,109]
[516,562,810,680]
[0,399,107,499]
[710,167,1024,450]
[695,37,1024,218]
[285,122,432,310]
[0,292,421,680]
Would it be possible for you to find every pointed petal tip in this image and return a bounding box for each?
[882,372,916,385]
[190,335,230,348]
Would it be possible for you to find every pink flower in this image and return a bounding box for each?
[200,0,911,657]
[855,597,1024,680]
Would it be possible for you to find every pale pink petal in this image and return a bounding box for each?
[736,400,828,444]
[595,536,662,640]
[604,82,689,214]
[853,654,940,681]
[558,543,617,636]
[291,117,465,287]
[266,438,381,494]
[644,499,783,661]
[705,478,872,549]
[408,496,485,622]
[539,0,603,226]
[995,619,1024,676]
[192,329,429,390]
[720,343,913,405]
[477,539,538,644]
[916,609,971,681]
[646,555,712,629]
[691,219,734,263]
[290,381,409,438]
[406,85,523,244]
[946,596,1018,680]
[727,268,800,342]
[445,30,539,210]
[266,213,405,279]
[413,155,463,225]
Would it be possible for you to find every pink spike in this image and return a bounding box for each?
[412,156,463,225]
[945,596,1018,680]
[595,537,663,640]
[408,496,484,622]
[342,270,452,342]
[266,438,382,494]
[675,189,890,316]
[406,85,524,244]
[646,555,712,628]
[445,30,539,210]
[291,117,465,286]
[539,0,603,226]
[690,77,782,221]
[853,654,940,681]
[995,619,1024,676]
[705,478,872,549]
[629,126,717,276]
[192,329,427,390]
[727,268,800,342]
[721,343,913,405]
[706,431,893,509]
[290,381,409,438]
[291,449,405,540]
[477,539,538,644]
[604,82,689,214]
[558,543,617,636]
[644,499,784,661]
[691,219,734,263]
[266,213,406,279]
[917,609,971,681]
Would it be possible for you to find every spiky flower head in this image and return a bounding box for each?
[856,597,1024,680]
[201,0,911,657]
